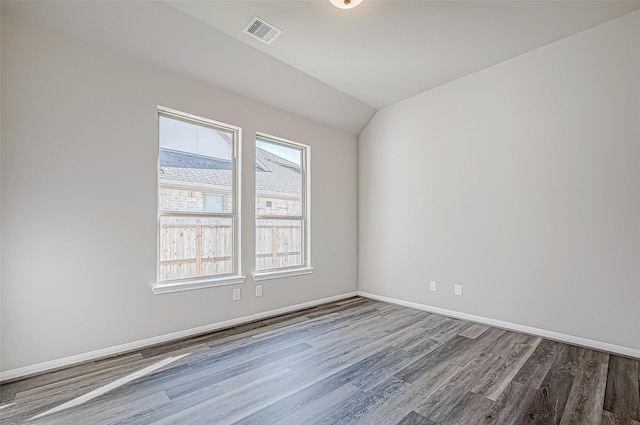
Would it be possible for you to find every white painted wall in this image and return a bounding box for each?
[359,11,640,351]
[0,3,3,372]
[0,9,358,372]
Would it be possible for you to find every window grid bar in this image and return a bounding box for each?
[160,211,235,219]
[256,215,305,220]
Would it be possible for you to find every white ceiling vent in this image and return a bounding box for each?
[243,16,282,45]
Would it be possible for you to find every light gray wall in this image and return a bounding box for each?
[1,9,358,372]
[359,11,640,351]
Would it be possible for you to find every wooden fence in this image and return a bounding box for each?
[256,219,302,271]
[159,219,301,281]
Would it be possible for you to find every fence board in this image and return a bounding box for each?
[159,221,301,280]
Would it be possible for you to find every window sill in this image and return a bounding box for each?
[152,275,246,295]
[252,267,314,282]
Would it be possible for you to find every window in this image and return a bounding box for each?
[155,107,243,292]
[255,134,311,279]
[204,195,225,213]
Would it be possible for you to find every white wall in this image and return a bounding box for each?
[0,2,3,372]
[0,9,358,372]
[359,11,640,351]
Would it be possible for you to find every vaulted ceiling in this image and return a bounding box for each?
[6,1,640,135]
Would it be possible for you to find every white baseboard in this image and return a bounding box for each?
[357,291,640,360]
[0,292,358,383]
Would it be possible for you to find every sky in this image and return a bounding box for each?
[256,140,301,165]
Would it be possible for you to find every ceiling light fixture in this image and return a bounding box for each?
[329,0,364,10]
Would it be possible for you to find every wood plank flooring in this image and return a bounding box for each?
[1,296,638,424]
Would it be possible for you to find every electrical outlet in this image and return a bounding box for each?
[429,280,437,292]
[256,285,263,297]
[454,284,463,296]
[232,288,241,301]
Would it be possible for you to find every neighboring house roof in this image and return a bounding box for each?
[160,149,232,188]
[159,148,301,195]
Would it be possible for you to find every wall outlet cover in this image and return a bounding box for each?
[454,284,463,296]
[232,288,241,301]
[429,281,437,292]
[256,285,263,297]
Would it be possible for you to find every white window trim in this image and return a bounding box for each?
[255,133,312,278]
[154,106,244,294]
[153,275,246,294]
[253,267,314,282]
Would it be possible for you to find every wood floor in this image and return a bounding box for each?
[1,297,639,424]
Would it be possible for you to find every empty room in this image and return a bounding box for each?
[1,0,639,424]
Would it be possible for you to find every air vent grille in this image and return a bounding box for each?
[243,16,282,45]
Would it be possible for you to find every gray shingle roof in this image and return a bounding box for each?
[159,148,301,195]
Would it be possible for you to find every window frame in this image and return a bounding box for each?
[153,106,245,294]
[253,133,313,281]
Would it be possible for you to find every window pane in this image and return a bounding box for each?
[203,194,225,213]
[159,215,233,281]
[256,219,302,271]
[159,114,233,213]
[256,139,302,217]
